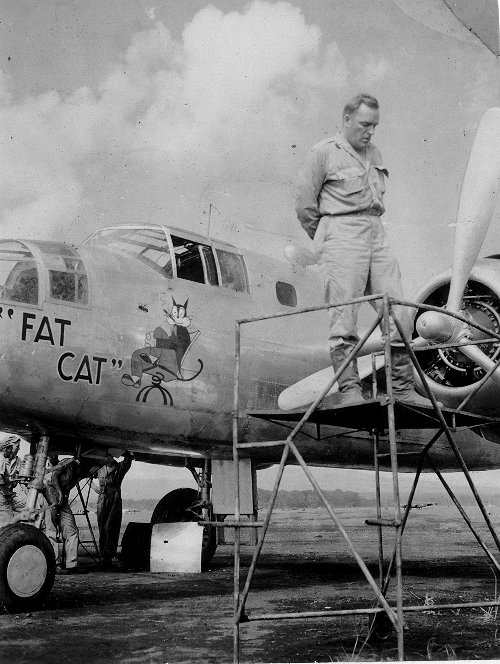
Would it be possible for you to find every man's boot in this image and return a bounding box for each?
[391,349,442,408]
[330,347,365,405]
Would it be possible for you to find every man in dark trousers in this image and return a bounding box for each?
[96,451,132,569]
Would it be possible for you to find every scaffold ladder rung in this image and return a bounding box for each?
[235,440,286,449]
[376,451,421,458]
[365,518,400,527]
[201,520,263,528]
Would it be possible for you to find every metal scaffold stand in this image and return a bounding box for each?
[230,294,500,663]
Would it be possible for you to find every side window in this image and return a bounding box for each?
[11,265,38,304]
[216,249,249,293]
[49,258,88,304]
[3,263,38,304]
[0,242,39,305]
[276,281,297,307]
[37,243,89,306]
[171,235,218,286]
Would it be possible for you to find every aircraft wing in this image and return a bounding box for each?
[392,0,499,56]
[278,355,385,411]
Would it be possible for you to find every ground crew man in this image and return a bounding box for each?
[41,454,61,564]
[0,435,23,527]
[296,92,434,406]
[95,451,132,569]
[44,456,99,574]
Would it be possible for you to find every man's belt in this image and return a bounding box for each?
[322,207,382,219]
[342,207,382,217]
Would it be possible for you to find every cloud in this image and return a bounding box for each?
[0,1,353,240]
[0,89,95,238]
[124,3,346,180]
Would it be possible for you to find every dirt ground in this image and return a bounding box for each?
[2,504,500,663]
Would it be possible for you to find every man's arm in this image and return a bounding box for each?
[0,457,11,494]
[117,452,133,484]
[295,146,326,240]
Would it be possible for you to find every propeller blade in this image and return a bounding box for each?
[447,108,500,313]
[358,328,384,356]
[411,336,430,348]
[457,344,500,385]
[277,355,385,411]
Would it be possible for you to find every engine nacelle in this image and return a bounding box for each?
[412,258,500,417]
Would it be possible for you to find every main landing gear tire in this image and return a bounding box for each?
[0,523,56,612]
[150,487,217,571]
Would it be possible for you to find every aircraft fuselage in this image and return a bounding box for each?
[1,226,500,473]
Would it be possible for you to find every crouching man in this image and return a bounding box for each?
[43,456,100,575]
[0,435,24,527]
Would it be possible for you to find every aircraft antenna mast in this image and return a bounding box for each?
[207,203,219,239]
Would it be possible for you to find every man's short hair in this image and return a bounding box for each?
[342,93,379,119]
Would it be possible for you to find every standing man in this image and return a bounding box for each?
[95,451,132,569]
[44,456,99,574]
[296,93,433,406]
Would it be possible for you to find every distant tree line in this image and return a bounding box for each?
[121,489,500,513]
[121,489,372,512]
[258,489,372,509]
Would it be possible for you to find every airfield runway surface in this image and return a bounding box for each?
[2,505,500,663]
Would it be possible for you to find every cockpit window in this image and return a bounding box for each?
[38,245,88,305]
[84,228,173,278]
[0,241,39,305]
[84,226,249,292]
[171,235,219,285]
[216,249,249,293]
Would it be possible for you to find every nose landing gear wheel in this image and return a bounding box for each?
[0,523,56,612]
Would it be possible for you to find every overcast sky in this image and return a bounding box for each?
[1,1,498,289]
[1,1,499,493]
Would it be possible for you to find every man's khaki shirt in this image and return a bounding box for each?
[0,454,19,498]
[295,133,388,239]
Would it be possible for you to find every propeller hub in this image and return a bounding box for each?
[416,311,455,343]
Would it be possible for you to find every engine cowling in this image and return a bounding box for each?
[413,257,500,417]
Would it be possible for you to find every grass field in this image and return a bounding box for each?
[2,503,500,662]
